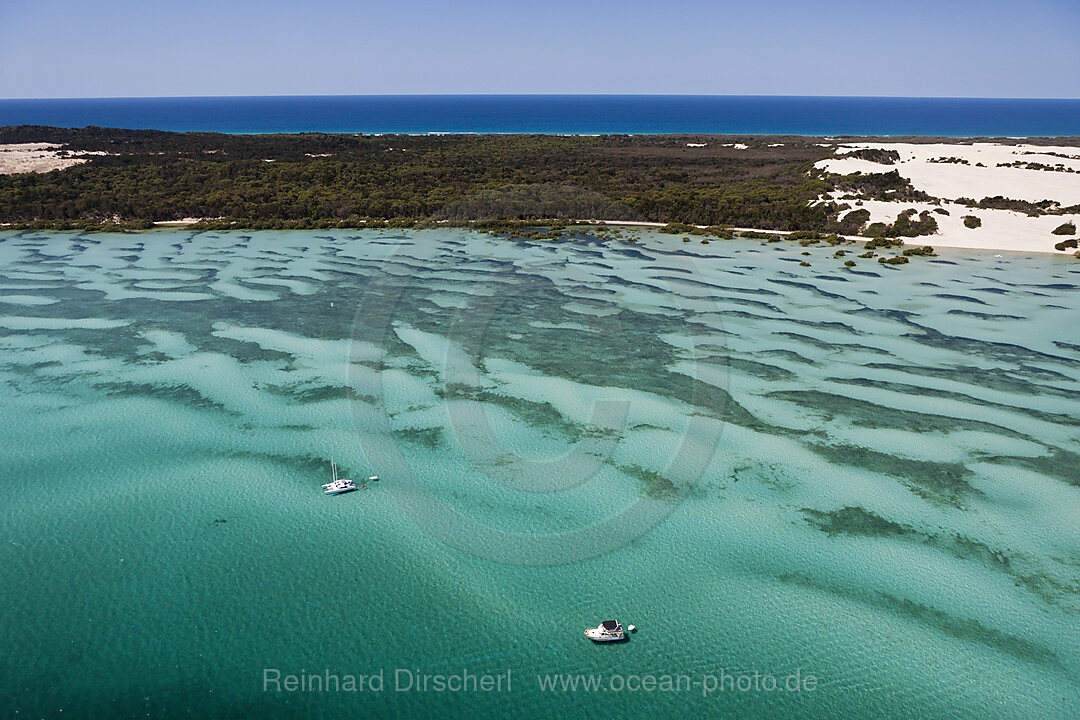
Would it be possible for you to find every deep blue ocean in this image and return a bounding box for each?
[1,95,1079,136]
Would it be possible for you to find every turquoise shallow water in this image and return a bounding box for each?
[1,228,1079,719]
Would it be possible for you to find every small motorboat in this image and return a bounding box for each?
[584,620,627,642]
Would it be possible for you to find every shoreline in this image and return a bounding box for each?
[0,217,1067,256]
[0,220,1041,255]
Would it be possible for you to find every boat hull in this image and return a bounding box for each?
[584,629,625,642]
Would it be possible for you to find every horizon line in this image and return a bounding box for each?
[3,93,1080,102]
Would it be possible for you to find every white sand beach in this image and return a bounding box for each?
[153,218,215,226]
[816,142,1080,254]
[835,200,1079,254]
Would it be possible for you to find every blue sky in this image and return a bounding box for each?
[1,0,1078,98]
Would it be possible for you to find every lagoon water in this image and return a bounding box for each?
[1,228,1079,719]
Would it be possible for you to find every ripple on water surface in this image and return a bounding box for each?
[0,229,1078,719]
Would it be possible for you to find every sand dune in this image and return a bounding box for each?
[0,143,98,174]
[817,142,1080,254]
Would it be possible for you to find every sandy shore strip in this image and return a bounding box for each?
[138,216,1075,255]
[153,218,216,226]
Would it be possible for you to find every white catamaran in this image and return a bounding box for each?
[322,458,357,495]
[322,458,378,495]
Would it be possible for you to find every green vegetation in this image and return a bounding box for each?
[659,223,733,238]
[0,126,842,231]
[997,160,1077,173]
[834,208,870,234]
[843,260,856,267]
[963,215,982,229]
[4,127,1068,254]
[954,196,1079,217]
[1052,222,1076,235]
[840,148,900,164]
[1055,238,1079,251]
[861,209,937,238]
[658,222,700,234]
[902,245,936,257]
[864,237,904,250]
[824,170,934,203]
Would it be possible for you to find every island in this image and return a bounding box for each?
[1,126,1079,255]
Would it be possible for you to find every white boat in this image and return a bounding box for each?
[323,458,357,495]
[324,479,356,495]
[584,620,626,642]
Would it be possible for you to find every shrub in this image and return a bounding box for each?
[844,260,856,267]
[834,208,870,234]
[703,226,735,239]
[840,148,901,164]
[1055,238,1079,251]
[891,209,938,237]
[902,246,936,256]
[864,237,904,250]
[963,215,981,229]
[827,170,934,202]
[1052,222,1076,236]
[660,222,698,234]
[864,222,891,237]
[959,196,1059,216]
[663,222,733,239]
